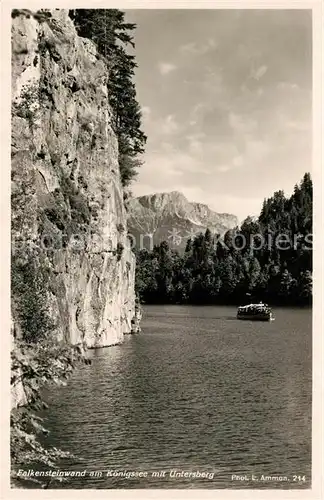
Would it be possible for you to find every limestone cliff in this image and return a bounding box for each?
[11,9,138,353]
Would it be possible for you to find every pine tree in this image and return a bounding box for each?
[299,270,312,304]
[134,174,312,306]
[279,269,294,299]
[70,9,146,186]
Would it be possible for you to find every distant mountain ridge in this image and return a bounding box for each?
[127,191,238,250]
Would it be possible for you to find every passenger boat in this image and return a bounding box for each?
[237,302,274,321]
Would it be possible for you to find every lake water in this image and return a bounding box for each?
[40,305,312,489]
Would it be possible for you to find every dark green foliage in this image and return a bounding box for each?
[136,174,313,306]
[299,270,312,304]
[12,9,52,22]
[89,203,99,219]
[11,338,90,487]
[11,253,56,344]
[116,242,124,261]
[69,192,91,225]
[10,249,91,485]
[33,9,52,23]
[11,186,92,483]
[37,177,92,252]
[70,9,136,55]
[118,143,143,187]
[43,190,68,232]
[70,9,146,187]
[12,84,40,123]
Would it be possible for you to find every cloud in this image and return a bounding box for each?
[202,68,224,97]
[250,64,268,81]
[189,102,210,126]
[179,42,197,54]
[207,194,265,222]
[286,120,310,132]
[125,8,311,221]
[161,114,179,134]
[186,132,206,155]
[139,155,183,185]
[179,38,218,55]
[232,156,244,168]
[245,139,269,160]
[141,106,151,120]
[189,139,203,155]
[160,141,175,153]
[176,186,205,202]
[158,62,176,75]
[215,155,244,173]
[135,147,209,195]
[217,165,231,173]
[228,112,258,135]
[277,82,299,91]
[157,150,206,174]
[274,108,311,135]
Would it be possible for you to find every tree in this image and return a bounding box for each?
[71,9,147,186]
[219,257,237,299]
[299,270,312,304]
[134,173,312,307]
[279,269,296,302]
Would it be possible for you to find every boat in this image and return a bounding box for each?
[237,302,274,321]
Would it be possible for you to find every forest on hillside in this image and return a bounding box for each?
[135,173,313,306]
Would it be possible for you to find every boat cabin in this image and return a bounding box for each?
[237,302,273,321]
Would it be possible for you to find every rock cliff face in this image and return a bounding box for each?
[127,191,238,250]
[11,10,137,354]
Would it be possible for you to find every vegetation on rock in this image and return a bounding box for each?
[11,245,92,486]
[70,9,147,187]
[11,337,90,487]
[116,242,124,261]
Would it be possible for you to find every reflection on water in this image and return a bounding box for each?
[39,305,311,489]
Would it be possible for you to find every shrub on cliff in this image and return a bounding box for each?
[12,83,40,124]
[11,252,55,344]
[11,251,90,486]
[11,338,90,487]
[70,9,147,187]
[116,242,124,261]
[10,244,91,486]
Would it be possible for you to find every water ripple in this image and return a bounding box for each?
[40,305,311,489]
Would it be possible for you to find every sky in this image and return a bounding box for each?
[124,9,312,221]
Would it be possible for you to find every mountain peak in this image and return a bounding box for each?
[137,190,187,205]
[127,192,238,251]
